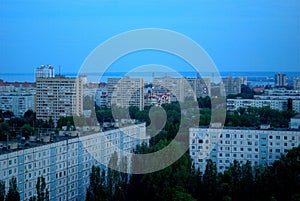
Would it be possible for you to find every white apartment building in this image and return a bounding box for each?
[294,77,300,90]
[256,89,300,99]
[107,77,144,110]
[189,127,300,174]
[0,123,148,201]
[95,84,107,108]
[0,92,34,117]
[227,98,300,112]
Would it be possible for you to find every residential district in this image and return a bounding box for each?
[0,65,299,201]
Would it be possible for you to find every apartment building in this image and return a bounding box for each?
[95,83,108,108]
[35,67,84,124]
[227,99,300,113]
[294,77,300,90]
[152,76,210,103]
[189,127,300,174]
[107,77,144,110]
[0,123,148,201]
[275,72,287,87]
[0,92,34,117]
[227,88,300,112]
[221,76,241,95]
[186,77,211,98]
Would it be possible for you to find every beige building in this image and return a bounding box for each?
[35,66,83,123]
[222,76,241,95]
[107,77,144,110]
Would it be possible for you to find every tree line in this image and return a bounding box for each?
[86,144,300,201]
[0,176,49,201]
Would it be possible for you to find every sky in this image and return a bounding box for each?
[0,0,299,78]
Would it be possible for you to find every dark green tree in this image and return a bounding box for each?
[86,166,107,201]
[0,180,5,201]
[203,159,218,200]
[29,176,49,201]
[21,124,34,139]
[5,177,20,201]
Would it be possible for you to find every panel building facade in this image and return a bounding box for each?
[152,77,211,102]
[107,77,144,110]
[0,123,148,201]
[0,92,34,117]
[190,127,300,174]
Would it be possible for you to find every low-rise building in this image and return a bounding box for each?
[227,99,300,113]
[290,114,300,129]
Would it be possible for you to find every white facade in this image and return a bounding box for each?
[290,114,300,129]
[227,99,300,113]
[0,123,148,201]
[189,127,300,174]
[0,92,34,117]
[294,77,300,90]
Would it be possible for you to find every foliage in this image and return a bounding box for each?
[85,146,300,201]
[29,176,49,201]
[0,180,5,201]
[5,177,20,201]
[21,124,35,139]
[225,107,296,128]
[0,122,10,141]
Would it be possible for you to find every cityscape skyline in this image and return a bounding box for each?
[1,1,300,201]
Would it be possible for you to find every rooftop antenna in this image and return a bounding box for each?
[59,65,61,75]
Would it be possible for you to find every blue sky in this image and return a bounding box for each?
[0,0,299,76]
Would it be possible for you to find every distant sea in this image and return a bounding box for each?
[0,71,299,87]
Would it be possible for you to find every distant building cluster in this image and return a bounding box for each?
[227,89,300,112]
[0,123,148,201]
